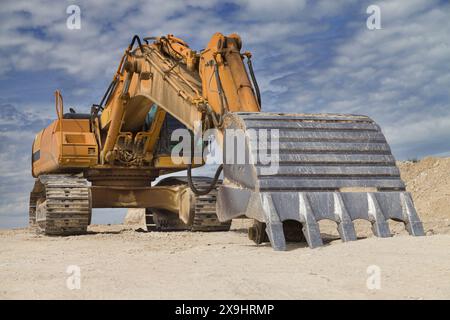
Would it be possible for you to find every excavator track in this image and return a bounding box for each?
[191,179,231,232]
[218,112,425,250]
[30,174,91,235]
[145,177,231,232]
[29,191,40,228]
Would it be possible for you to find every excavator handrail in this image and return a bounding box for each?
[54,90,64,119]
[54,90,64,161]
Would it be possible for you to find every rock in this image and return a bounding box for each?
[124,208,146,227]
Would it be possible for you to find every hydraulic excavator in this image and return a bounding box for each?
[30,33,424,250]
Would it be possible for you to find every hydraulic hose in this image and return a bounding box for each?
[143,36,157,44]
[187,163,223,196]
[213,62,227,115]
[186,60,228,195]
[98,78,117,109]
[98,34,142,110]
[128,35,144,53]
[246,57,261,107]
[186,131,223,196]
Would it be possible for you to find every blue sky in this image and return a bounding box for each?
[0,0,449,228]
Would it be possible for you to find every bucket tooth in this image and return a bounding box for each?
[400,193,425,236]
[265,222,286,251]
[298,193,323,248]
[367,193,391,238]
[333,193,357,242]
[261,193,286,251]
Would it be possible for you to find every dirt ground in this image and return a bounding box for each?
[0,157,449,299]
[398,157,450,235]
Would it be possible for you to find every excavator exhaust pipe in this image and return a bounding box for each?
[217,112,425,250]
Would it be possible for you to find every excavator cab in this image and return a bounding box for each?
[156,113,189,155]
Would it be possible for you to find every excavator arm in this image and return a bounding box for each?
[93,33,424,250]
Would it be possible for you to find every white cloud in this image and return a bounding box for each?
[265,0,450,158]
[0,0,345,79]
[234,0,307,20]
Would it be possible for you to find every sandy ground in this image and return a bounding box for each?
[0,223,449,300]
[0,157,449,299]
